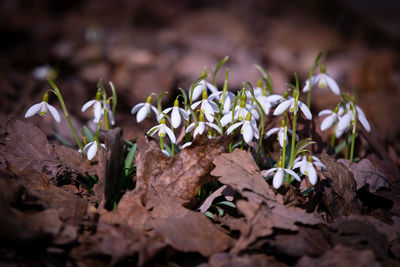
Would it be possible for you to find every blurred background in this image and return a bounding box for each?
[1,0,399,163]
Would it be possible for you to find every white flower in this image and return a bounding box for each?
[189,79,219,102]
[255,94,283,115]
[303,66,340,95]
[208,91,236,113]
[220,96,259,127]
[264,167,301,189]
[337,103,370,133]
[190,90,219,122]
[293,155,326,185]
[226,113,259,144]
[147,119,176,143]
[158,100,189,128]
[273,97,312,120]
[82,91,103,124]
[25,93,61,123]
[83,140,106,160]
[318,107,344,131]
[181,142,192,149]
[131,96,158,123]
[186,113,221,138]
[265,126,298,148]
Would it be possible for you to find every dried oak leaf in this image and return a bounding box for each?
[296,244,380,267]
[211,149,275,200]
[135,134,232,206]
[338,158,389,192]
[71,222,165,266]
[100,135,233,259]
[210,150,320,252]
[0,119,96,185]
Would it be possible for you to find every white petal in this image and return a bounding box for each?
[190,81,204,101]
[264,167,277,177]
[171,108,181,128]
[298,101,312,120]
[190,101,201,110]
[131,103,145,114]
[284,168,301,182]
[147,125,160,136]
[273,99,292,116]
[273,168,284,189]
[338,113,352,131]
[47,104,61,123]
[265,127,279,137]
[220,113,232,127]
[242,123,254,143]
[162,149,171,157]
[179,108,189,121]
[265,94,283,104]
[25,102,43,118]
[356,107,370,132]
[326,75,341,95]
[307,165,318,185]
[321,115,335,131]
[185,122,195,133]
[83,142,93,154]
[181,142,192,149]
[302,79,311,92]
[206,122,222,134]
[226,122,244,134]
[318,109,333,117]
[94,101,102,122]
[206,81,219,93]
[313,161,326,169]
[202,102,215,122]
[193,123,205,138]
[87,142,98,160]
[136,104,150,123]
[208,100,220,112]
[165,127,176,143]
[81,100,96,112]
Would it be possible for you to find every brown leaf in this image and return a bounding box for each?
[153,208,232,257]
[135,134,232,206]
[198,185,235,213]
[338,158,389,192]
[207,252,285,267]
[211,149,275,200]
[296,244,380,267]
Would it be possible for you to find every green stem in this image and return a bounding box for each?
[289,111,297,168]
[330,129,336,148]
[345,135,349,159]
[349,106,357,164]
[160,136,164,151]
[281,114,288,169]
[48,80,83,151]
[240,138,245,150]
[171,127,175,156]
[103,99,109,130]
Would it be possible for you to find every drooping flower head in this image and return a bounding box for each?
[226,112,259,144]
[158,99,189,129]
[82,91,102,124]
[303,64,340,95]
[131,95,158,123]
[25,92,61,123]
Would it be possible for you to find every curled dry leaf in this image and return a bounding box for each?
[198,184,235,213]
[207,252,285,267]
[210,149,321,253]
[338,158,389,192]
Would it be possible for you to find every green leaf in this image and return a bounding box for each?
[255,64,273,93]
[205,211,215,219]
[216,201,236,208]
[83,126,94,142]
[54,133,72,147]
[189,74,208,104]
[110,81,117,115]
[216,206,224,216]
[212,56,229,86]
[124,144,137,175]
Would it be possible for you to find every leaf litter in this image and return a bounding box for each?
[0,119,400,265]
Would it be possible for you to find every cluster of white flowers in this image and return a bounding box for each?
[24,60,371,190]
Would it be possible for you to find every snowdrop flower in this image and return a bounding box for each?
[226,113,259,144]
[220,94,259,126]
[158,99,189,128]
[208,90,236,113]
[32,65,56,80]
[131,96,158,123]
[265,121,298,148]
[189,79,219,102]
[255,94,283,115]
[186,112,221,138]
[273,92,312,120]
[25,92,61,123]
[147,118,176,143]
[293,155,326,185]
[82,91,103,124]
[303,64,340,95]
[181,142,192,149]
[104,103,115,125]
[264,166,301,189]
[162,149,171,157]
[83,140,106,160]
[190,90,219,122]
[337,103,371,133]
[318,106,344,131]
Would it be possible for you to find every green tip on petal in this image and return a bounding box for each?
[308,155,313,162]
[160,118,166,124]
[245,112,252,121]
